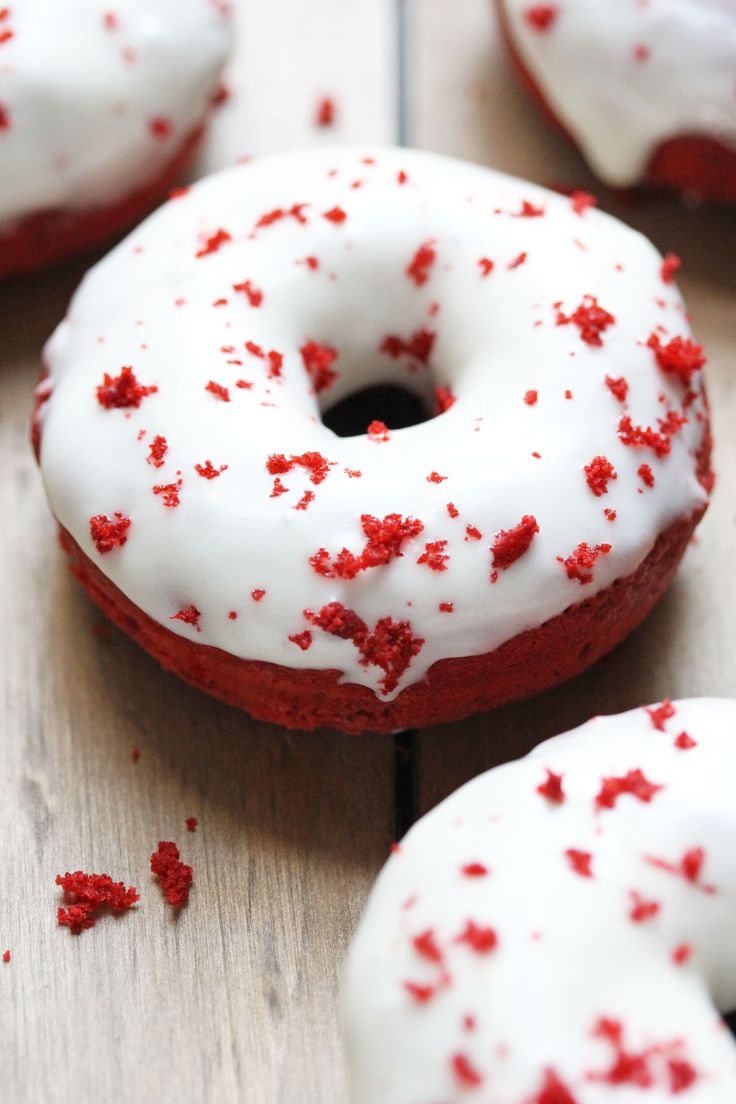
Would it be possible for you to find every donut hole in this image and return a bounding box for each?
[321,383,434,438]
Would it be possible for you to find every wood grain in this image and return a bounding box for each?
[0,3,397,1102]
[406,0,736,809]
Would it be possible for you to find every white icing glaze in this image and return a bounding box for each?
[501,0,736,188]
[344,699,736,1102]
[39,148,709,700]
[0,0,231,227]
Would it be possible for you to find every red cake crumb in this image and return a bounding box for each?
[524,4,559,32]
[153,477,182,507]
[508,251,528,269]
[131,748,141,764]
[367,419,390,441]
[195,228,232,258]
[147,434,168,467]
[490,514,539,581]
[571,191,597,216]
[461,862,488,878]
[617,415,671,458]
[380,328,436,364]
[266,451,334,486]
[404,980,437,1004]
[205,380,230,402]
[466,525,482,541]
[170,605,201,631]
[96,365,157,409]
[532,1069,578,1104]
[149,116,172,140]
[232,279,263,307]
[426,471,447,484]
[301,340,339,392]
[406,241,436,287]
[537,769,565,804]
[310,513,424,579]
[565,849,593,878]
[514,199,545,217]
[307,602,423,694]
[524,389,538,405]
[417,540,449,572]
[150,841,193,909]
[323,205,347,224]
[89,512,131,554]
[669,1061,697,1093]
[251,588,266,602]
[0,102,10,131]
[556,296,615,347]
[456,920,498,954]
[638,463,655,488]
[254,203,309,232]
[629,892,660,923]
[672,943,692,966]
[1,950,9,963]
[645,847,715,894]
[315,97,335,127]
[434,385,456,414]
[56,870,139,934]
[675,732,697,750]
[447,502,459,518]
[595,769,663,810]
[413,928,443,963]
[605,375,629,402]
[557,541,611,584]
[646,700,676,731]
[584,456,617,497]
[660,253,682,284]
[195,460,227,479]
[270,478,289,498]
[478,257,495,276]
[289,629,313,651]
[451,1053,484,1088]
[439,602,454,613]
[293,490,315,511]
[647,333,706,386]
[603,508,617,522]
[185,817,198,832]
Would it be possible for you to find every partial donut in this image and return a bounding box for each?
[0,0,231,276]
[35,149,711,734]
[496,1,736,203]
[344,698,736,1101]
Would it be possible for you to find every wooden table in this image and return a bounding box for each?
[1,2,734,1101]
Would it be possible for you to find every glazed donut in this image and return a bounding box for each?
[0,0,231,277]
[496,1,736,203]
[344,699,736,1102]
[35,148,711,735]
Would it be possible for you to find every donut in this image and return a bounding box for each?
[344,698,736,1101]
[496,1,736,203]
[0,1,231,277]
[34,148,712,735]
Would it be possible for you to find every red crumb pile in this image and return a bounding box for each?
[150,841,193,909]
[56,871,140,934]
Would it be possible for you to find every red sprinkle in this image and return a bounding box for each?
[556,295,615,347]
[170,605,201,631]
[406,241,437,287]
[595,769,663,810]
[647,332,706,386]
[524,4,559,32]
[565,849,593,878]
[537,769,565,804]
[89,512,131,554]
[195,228,232,258]
[558,541,611,584]
[301,340,339,392]
[584,456,617,497]
[490,515,539,581]
[97,366,157,409]
[150,841,193,909]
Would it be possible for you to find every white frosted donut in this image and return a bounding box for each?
[344,699,736,1102]
[36,149,710,732]
[498,0,736,193]
[0,0,231,271]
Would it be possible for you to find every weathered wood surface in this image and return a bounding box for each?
[1,1,735,1101]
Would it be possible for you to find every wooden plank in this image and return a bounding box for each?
[405,0,736,810]
[0,3,398,1101]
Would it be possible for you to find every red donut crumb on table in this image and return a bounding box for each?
[55,870,140,934]
[150,841,193,909]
